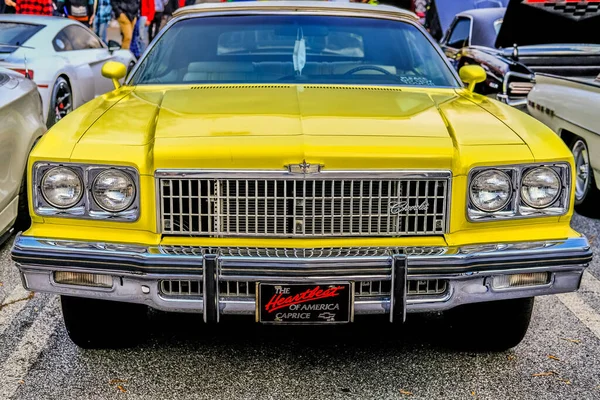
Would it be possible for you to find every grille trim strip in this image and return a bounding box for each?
[156,170,451,237]
[160,246,447,258]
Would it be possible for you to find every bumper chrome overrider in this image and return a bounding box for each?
[11,235,592,322]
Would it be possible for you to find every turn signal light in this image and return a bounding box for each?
[9,68,34,80]
[492,272,550,289]
[54,271,113,288]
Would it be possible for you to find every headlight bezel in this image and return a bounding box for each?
[467,163,570,222]
[33,162,140,222]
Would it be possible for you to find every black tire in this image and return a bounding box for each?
[14,171,30,231]
[46,76,73,128]
[569,137,600,217]
[61,296,148,349]
[445,297,534,352]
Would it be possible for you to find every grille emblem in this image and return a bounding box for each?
[286,160,322,174]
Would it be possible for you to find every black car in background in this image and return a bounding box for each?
[425,0,507,41]
[440,8,504,69]
[440,0,600,108]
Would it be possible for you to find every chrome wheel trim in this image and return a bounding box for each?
[53,80,72,123]
[572,139,590,202]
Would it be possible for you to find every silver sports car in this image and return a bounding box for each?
[0,68,46,244]
[0,15,135,127]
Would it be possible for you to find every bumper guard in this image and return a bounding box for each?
[11,235,592,321]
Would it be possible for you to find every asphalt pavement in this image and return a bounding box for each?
[1,214,600,400]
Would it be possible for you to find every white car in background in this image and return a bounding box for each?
[528,73,600,215]
[0,68,46,244]
[0,15,135,127]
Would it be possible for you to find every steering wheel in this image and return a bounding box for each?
[343,66,394,76]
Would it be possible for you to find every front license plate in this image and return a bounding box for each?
[257,283,353,324]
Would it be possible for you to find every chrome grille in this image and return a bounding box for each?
[219,281,254,297]
[218,280,447,298]
[159,280,202,297]
[356,280,391,297]
[160,246,447,258]
[158,171,450,237]
[408,279,447,296]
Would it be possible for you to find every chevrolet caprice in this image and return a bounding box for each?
[11,1,593,350]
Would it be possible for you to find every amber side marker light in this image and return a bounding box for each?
[54,272,113,288]
[492,272,550,289]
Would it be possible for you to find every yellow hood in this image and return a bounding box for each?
[60,84,549,175]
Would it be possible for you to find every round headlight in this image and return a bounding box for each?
[92,169,135,212]
[41,167,83,209]
[469,170,512,212]
[521,167,561,208]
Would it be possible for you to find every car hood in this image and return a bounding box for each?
[496,0,600,48]
[68,85,541,174]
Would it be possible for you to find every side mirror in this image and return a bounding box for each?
[107,39,121,54]
[102,61,127,89]
[459,65,487,93]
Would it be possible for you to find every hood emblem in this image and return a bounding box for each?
[522,0,600,21]
[286,160,322,174]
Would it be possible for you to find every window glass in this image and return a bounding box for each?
[493,18,503,35]
[58,25,103,51]
[53,30,73,52]
[446,18,471,49]
[132,15,458,87]
[0,22,44,54]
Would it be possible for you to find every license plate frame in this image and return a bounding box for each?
[257,282,354,325]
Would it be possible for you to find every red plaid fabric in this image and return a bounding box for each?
[16,0,53,15]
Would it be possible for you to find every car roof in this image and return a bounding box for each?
[173,1,417,20]
[0,15,84,49]
[0,14,76,27]
[457,7,505,21]
[456,7,505,48]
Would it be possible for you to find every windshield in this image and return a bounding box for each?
[131,15,458,87]
[0,22,43,54]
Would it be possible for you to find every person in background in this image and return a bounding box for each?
[9,0,53,15]
[148,0,166,41]
[93,0,111,43]
[57,0,95,27]
[139,0,153,45]
[2,0,16,13]
[162,0,177,24]
[110,0,138,49]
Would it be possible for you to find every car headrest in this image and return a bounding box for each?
[187,62,255,73]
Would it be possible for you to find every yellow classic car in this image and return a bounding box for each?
[11,1,592,350]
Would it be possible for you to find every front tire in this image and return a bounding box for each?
[61,296,148,349]
[445,297,534,352]
[46,77,73,128]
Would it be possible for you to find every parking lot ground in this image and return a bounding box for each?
[1,214,599,400]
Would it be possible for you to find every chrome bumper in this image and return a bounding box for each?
[12,235,592,321]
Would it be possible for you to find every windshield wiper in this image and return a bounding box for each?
[0,43,35,49]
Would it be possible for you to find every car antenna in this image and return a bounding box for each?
[24,53,31,79]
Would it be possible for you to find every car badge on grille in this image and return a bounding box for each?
[286,160,322,174]
[522,0,600,21]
